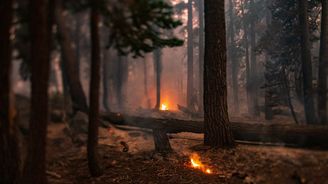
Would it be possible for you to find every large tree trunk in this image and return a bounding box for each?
[102,112,328,149]
[23,0,50,183]
[154,49,162,110]
[204,0,235,147]
[87,0,102,177]
[318,0,328,124]
[228,0,239,113]
[187,0,195,110]
[0,0,21,183]
[198,0,204,113]
[249,0,260,117]
[55,0,88,113]
[299,0,317,124]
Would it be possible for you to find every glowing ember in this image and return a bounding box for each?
[160,103,168,111]
[190,153,213,174]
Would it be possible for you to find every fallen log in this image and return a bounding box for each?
[102,112,328,149]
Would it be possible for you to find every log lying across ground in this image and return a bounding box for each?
[102,112,328,149]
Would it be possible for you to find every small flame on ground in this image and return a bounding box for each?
[190,153,213,174]
[160,103,168,111]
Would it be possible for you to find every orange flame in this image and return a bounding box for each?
[160,103,168,111]
[190,153,212,174]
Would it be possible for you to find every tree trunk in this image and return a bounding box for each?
[264,0,273,120]
[102,50,110,112]
[249,0,260,117]
[103,112,328,148]
[187,0,194,110]
[154,49,162,109]
[143,58,151,108]
[55,0,88,113]
[0,0,21,183]
[153,129,172,153]
[228,0,239,113]
[87,0,102,177]
[204,0,235,147]
[241,1,252,115]
[318,0,328,124]
[299,0,317,124]
[23,0,50,183]
[198,0,204,113]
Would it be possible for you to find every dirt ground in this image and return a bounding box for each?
[45,122,328,184]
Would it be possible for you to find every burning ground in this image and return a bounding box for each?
[45,122,328,184]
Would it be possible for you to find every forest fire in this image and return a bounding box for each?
[189,153,213,174]
[160,103,168,111]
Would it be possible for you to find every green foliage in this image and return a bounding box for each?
[102,0,184,57]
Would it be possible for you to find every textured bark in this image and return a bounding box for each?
[228,0,239,113]
[0,0,21,183]
[198,0,204,113]
[153,129,172,153]
[299,0,317,124]
[187,0,194,110]
[203,0,235,147]
[102,112,328,149]
[249,0,260,117]
[23,0,50,183]
[88,0,102,177]
[55,1,88,113]
[154,49,162,109]
[318,0,328,124]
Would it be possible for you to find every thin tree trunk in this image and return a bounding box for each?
[154,49,162,110]
[87,0,102,177]
[187,0,194,110]
[198,0,204,113]
[204,0,235,147]
[299,0,317,124]
[102,50,110,112]
[55,0,88,113]
[264,0,273,120]
[143,58,151,108]
[0,0,21,183]
[249,0,259,117]
[23,0,50,182]
[229,0,239,113]
[318,0,328,124]
[241,1,252,115]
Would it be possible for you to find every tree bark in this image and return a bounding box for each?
[187,0,195,110]
[264,0,273,120]
[153,129,172,153]
[241,1,252,115]
[102,112,328,149]
[249,0,260,117]
[23,0,50,183]
[87,0,102,177]
[299,0,317,124]
[203,0,235,147]
[154,49,162,110]
[54,0,89,113]
[198,0,204,113]
[143,58,151,108]
[102,50,110,112]
[229,0,239,113]
[0,0,21,183]
[318,0,328,124]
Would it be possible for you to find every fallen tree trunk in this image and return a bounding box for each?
[102,112,328,149]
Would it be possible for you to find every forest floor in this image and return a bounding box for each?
[45,122,328,184]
